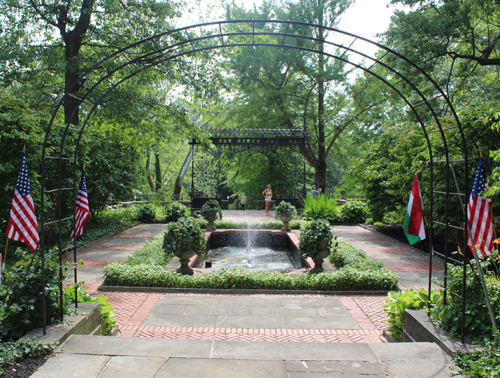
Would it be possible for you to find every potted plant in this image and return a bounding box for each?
[299,220,337,274]
[275,201,297,232]
[200,199,222,231]
[162,217,206,275]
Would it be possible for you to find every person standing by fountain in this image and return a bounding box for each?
[262,184,273,215]
[311,185,322,199]
[240,192,247,210]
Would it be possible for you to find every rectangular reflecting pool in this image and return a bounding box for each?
[196,230,303,273]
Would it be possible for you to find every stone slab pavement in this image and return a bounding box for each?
[31,335,463,378]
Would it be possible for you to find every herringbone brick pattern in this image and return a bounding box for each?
[119,325,381,343]
[353,296,388,330]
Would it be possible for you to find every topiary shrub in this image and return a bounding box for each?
[340,200,367,223]
[162,217,206,259]
[164,202,189,222]
[299,220,334,259]
[200,199,222,220]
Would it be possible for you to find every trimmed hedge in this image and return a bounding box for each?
[103,235,398,291]
[126,231,172,266]
[329,239,384,270]
[104,264,398,291]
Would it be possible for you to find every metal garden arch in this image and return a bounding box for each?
[39,20,472,337]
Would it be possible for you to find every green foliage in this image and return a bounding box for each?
[329,239,384,270]
[137,204,160,223]
[162,217,206,258]
[0,338,57,371]
[200,200,222,221]
[299,220,334,259]
[64,287,116,335]
[340,201,368,223]
[301,194,341,222]
[0,94,44,238]
[430,265,500,341]
[383,288,440,342]
[104,263,397,291]
[0,248,66,342]
[274,201,297,219]
[127,230,173,266]
[453,332,500,378]
[164,202,189,222]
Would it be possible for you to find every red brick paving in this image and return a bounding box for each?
[384,263,443,271]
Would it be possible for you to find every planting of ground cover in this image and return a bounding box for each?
[103,232,399,291]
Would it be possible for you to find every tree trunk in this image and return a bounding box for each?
[155,150,162,192]
[146,147,155,191]
[316,0,327,192]
[59,0,95,125]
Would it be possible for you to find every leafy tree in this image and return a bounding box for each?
[0,0,184,124]
[223,0,373,192]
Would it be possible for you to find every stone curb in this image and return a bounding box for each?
[97,285,390,296]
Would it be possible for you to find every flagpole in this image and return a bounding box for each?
[2,239,8,271]
[466,153,497,330]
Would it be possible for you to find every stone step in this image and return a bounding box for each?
[30,335,463,378]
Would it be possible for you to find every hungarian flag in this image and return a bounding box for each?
[6,152,39,252]
[404,174,426,245]
[70,172,89,241]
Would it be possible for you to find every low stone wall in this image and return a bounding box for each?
[403,309,479,356]
[21,303,101,345]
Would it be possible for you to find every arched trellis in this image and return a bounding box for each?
[190,128,309,208]
[40,20,472,338]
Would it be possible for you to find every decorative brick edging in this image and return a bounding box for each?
[119,325,382,343]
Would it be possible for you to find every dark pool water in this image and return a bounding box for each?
[205,246,297,273]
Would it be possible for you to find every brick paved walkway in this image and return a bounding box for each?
[69,213,441,344]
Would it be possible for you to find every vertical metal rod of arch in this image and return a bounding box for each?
[40,179,47,335]
[72,168,78,310]
[303,158,306,199]
[191,142,195,213]
[428,158,434,305]
[443,164,450,306]
[57,155,64,322]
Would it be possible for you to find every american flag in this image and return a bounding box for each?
[70,173,89,241]
[467,159,494,257]
[6,152,39,252]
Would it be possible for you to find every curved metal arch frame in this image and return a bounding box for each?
[40,20,469,338]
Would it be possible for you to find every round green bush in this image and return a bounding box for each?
[340,201,367,223]
[137,204,157,222]
[162,217,206,258]
[164,202,189,222]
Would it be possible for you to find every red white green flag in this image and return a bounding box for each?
[404,174,426,245]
